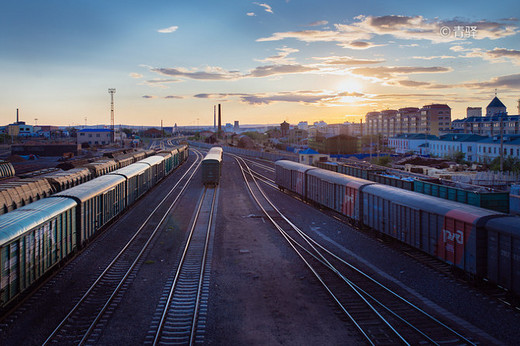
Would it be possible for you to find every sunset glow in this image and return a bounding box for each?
[1,1,519,127]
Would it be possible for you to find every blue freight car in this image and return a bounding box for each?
[0,197,77,307]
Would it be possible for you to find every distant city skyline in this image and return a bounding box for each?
[1,0,519,127]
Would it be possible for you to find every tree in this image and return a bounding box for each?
[447,150,466,164]
[372,155,391,167]
[489,156,520,172]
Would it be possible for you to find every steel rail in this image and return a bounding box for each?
[235,155,476,345]
[43,150,203,345]
[152,186,217,345]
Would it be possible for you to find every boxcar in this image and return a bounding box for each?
[157,152,173,175]
[361,184,503,275]
[84,160,118,177]
[207,147,223,160]
[306,169,374,221]
[138,156,166,184]
[109,164,151,206]
[485,216,520,295]
[201,150,222,185]
[52,175,126,246]
[0,197,77,308]
[275,160,316,198]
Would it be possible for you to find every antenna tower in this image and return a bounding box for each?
[108,88,116,143]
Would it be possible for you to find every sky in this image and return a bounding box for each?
[1,0,519,128]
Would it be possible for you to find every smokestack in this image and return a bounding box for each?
[218,104,222,138]
[16,108,19,123]
[214,105,216,131]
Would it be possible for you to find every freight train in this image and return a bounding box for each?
[0,148,175,216]
[0,145,188,309]
[201,147,223,185]
[275,160,520,298]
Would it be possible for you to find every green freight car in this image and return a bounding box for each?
[413,180,509,213]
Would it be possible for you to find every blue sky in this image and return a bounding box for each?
[1,0,519,127]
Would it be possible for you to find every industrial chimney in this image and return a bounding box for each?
[16,108,19,123]
[218,104,222,139]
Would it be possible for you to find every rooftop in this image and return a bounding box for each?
[487,96,506,109]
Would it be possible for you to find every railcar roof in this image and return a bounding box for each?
[202,153,222,162]
[138,155,165,165]
[362,184,502,218]
[484,216,520,235]
[0,197,77,244]
[307,168,373,187]
[109,163,149,178]
[275,160,317,173]
[53,174,125,202]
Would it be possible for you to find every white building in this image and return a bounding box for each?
[388,133,437,155]
[428,134,485,162]
[77,128,112,146]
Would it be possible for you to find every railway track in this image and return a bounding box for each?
[234,154,478,345]
[147,185,218,345]
[42,151,204,345]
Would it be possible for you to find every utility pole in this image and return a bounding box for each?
[108,88,116,143]
[500,117,504,171]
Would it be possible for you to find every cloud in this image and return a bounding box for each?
[313,56,385,65]
[130,73,144,78]
[256,47,299,63]
[449,45,467,52]
[157,26,179,34]
[257,15,518,48]
[254,2,273,13]
[463,74,520,89]
[248,64,317,77]
[141,78,181,88]
[350,66,451,79]
[247,12,255,16]
[142,95,184,99]
[462,47,520,65]
[411,55,456,60]
[398,80,432,87]
[193,93,246,99]
[151,63,317,81]
[308,20,328,27]
[485,48,520,64]
[193,91,370,106]
[151,66,241,80]
[192,90,365,106]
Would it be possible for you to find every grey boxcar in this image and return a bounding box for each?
[138,156,166,184]
[109,164,151,206]
[306,168,374,220]
[361,184,502,275]
[485,216,520,295]
[201,150,222,185]
[275,160,316,198]
[52,175,126,245]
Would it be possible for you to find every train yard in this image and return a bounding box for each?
[1,145,520,344]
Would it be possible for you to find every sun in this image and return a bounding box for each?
[336,78,363,93]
